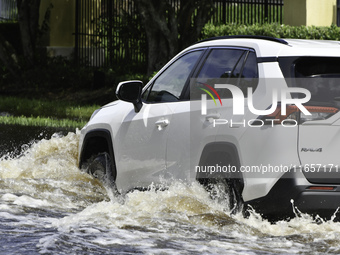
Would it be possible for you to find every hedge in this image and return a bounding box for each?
[201,23,340,40]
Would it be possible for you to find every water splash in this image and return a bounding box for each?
[0,131,108,211]
[1,131,340,254]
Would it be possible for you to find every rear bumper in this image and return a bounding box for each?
[246,170,340,221]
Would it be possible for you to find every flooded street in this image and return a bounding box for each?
[1,126,340,254]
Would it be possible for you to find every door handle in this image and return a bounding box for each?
[155,119,169,130]
[205,113,220,121]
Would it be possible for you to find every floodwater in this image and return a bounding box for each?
[1,125,340,254]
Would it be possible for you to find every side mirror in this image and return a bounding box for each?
[116,80,143,112]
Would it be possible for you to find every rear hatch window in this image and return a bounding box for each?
[279,57,340,123]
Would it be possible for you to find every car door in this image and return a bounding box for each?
[115,50,204,191]
[166,47,256,181]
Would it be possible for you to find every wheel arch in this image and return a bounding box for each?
[196,142,243,185]
[79,129,116,180]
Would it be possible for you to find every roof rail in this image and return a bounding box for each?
[196,35,288,45]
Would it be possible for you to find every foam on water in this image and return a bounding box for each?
[1,131,340,254]
[0,132,80,179]
[0,132,109,212]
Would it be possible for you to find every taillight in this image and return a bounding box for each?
[300,106,338,123]
[260,105,339,125]
[307,186,335,191]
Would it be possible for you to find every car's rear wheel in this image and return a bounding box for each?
[199,177,244,214]
[197,145,244,215]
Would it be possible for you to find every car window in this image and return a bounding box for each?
[295,57,340,77]
[238,51,259,95]
[197,49,245,80]
[293,57,340,107]
[143,50,203,103]
[192,49,258,99]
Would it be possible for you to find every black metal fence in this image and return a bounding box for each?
[0,0,283,70]
[213,0,283,24]
[338,0,340,26]
[0,0,17,21]
[74,0,146,70]
[74,0,283,70]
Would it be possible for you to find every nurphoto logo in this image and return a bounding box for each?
[200,83,312,128]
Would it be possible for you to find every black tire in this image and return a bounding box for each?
[83,152,117,193]
[200,178,244,215]
[226,178,244,214]
[197,147,244,215]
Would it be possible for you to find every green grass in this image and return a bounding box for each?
[0,96,100,128]
[0,115,87,128]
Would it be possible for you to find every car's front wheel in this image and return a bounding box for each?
[82,152,118,193]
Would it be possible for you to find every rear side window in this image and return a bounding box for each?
[238,51,258,94]
[192,48,258,99]
[197,49,246,79]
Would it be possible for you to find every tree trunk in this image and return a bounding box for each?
[17,0,41,66]
[137,0,178,76]
[0,0,41,84]
[137,0,214,75]
[178,0,214,49]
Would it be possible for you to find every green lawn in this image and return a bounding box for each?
[0,96,100,128]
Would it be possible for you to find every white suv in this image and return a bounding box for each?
[79,36,340,221]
